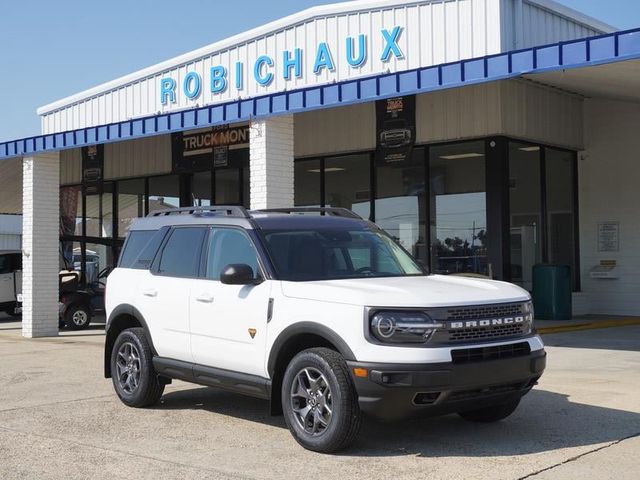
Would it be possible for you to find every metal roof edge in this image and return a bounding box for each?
[525,0,617,33]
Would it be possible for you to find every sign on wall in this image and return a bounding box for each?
[597,222,620,252]
[81,145,104,195]
[172,125,250,172]
[375,95,416,166]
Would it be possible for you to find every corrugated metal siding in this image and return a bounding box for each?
[60,135,172,183]
[520,1,602,48]
[0,158,23,213]
[40,0,503,134]
[500,80,583,150]
[294,103,375,157]
[60,148,82,185]
[104,135,172,180]
[416,82,503,143]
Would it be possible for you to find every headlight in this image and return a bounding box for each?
[523,300,534,332]
[370,311,442,344]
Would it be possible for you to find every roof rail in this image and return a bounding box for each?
[147,205,250,218]
[257,207,362,219]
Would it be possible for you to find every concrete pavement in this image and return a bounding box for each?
[0,315,638,480]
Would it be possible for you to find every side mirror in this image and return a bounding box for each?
[220,264,260,285]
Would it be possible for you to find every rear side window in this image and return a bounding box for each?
[157,227,207,278]
[119,230,160,269]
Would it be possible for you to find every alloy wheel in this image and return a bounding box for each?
[115,342,141,394]
[290,367,333,436]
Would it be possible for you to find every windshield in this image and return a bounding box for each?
[261,226,425,281]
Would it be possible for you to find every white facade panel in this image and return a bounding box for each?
[104,135,172,180]
[579,98,640,316]
[39,0,505,134]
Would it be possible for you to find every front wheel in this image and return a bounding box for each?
[458,398,521,422]
[64,304,92,330]
[282,348,361,453]
[110,328,164,407]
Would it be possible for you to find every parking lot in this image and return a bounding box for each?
[0,315,638,480]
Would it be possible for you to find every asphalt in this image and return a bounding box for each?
[0,314,638,480]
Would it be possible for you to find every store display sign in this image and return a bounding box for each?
[598,222,620,252]
[172,125,249,172]
[375,95,416,166]
[81,144,104,194]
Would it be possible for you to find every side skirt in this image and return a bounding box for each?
[152,357,271,400]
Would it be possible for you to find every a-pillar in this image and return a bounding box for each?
[22,152,60,338]
[249,115,294,210]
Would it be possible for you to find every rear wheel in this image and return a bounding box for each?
[458,398,521,422]
[111,328,164,407]
[64,304,91,330]
[282,348,361,453]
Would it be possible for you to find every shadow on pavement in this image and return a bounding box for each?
[156,387,640,456]
[542,325,640,352]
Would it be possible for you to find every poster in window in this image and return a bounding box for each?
[81,145,104,194]
[375,95,416,166]
[597,222,620,252]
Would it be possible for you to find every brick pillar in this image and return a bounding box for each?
[249,115,294,210]
[22,152,60,338]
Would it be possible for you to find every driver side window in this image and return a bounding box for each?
[206,228,260,281]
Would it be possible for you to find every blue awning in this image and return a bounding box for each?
[2,27,639,160]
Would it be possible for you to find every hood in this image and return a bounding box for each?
[280,275,530,308]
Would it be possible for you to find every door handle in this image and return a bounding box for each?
[142,288,157,298]
[196,294,214,303]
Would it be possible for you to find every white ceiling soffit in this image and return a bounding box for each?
[524,59,640,103]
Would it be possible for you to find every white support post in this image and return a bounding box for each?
[22,152,60,338]
[249,115,294,210]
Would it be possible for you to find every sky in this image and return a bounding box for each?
[0,0,639,142]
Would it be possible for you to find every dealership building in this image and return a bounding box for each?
[0,0,639,337]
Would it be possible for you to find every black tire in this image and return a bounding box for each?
[281,347,361,453]
[64,304,92,330]
[458,398,521,423]
[110,328,164,408]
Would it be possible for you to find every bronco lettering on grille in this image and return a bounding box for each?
[450,316,525,329]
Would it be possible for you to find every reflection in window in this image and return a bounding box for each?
[294,159,321,207]
[206,228,259,280]
[60,186,82,237]
[149,175,180,214]
[117,179,145,238]
[193,171,212,207]
[85,184,114,238]
[324,154,371,219]
[375,148,427,265]
[509,143,542,290]
[546,148,577,287]
[429,142,488,276]
[215,169,241,205]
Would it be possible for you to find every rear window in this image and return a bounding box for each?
[157,227,207,278]
[119,229,165,270]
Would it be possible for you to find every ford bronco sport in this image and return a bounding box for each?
[105,206,546,453]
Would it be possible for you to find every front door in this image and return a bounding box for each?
[189,227,270,377]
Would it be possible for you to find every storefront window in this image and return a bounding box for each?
[149,175,180,214]
[85,183,114,238]
[215,169,241,205]
[509,143,542,290]
[429,141,488,276]
[193,171,212,206]
[546,148,577,287]
[117,179,145,237]
[294,159,321,207]
[375,148,427,265]
[60,186,83,237]
[324,154,371,219]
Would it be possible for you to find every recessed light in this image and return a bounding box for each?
[439,153,484,160]
[518,146,540,152]
[308,168,346,173]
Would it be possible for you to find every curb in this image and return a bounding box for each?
[537,318,640,335]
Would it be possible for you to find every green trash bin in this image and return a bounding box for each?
[532,264,572,320]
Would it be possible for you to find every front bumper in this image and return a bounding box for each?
[347,347,546,420]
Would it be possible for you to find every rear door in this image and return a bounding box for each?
[135,227,207,362]
[189,227,271,377]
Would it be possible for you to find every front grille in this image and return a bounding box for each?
[451,342,531,364]
[448,323,527,342]
[447,303,524,321]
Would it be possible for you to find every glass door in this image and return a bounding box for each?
[429,141,488,276]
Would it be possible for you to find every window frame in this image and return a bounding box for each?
[201,226,267,282]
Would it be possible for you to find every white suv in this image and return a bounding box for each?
[105,206,546,453]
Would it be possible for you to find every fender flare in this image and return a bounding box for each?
[267,322,356,377]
